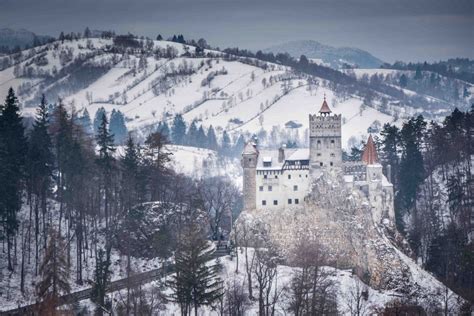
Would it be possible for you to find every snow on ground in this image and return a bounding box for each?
[167,145,242,187]
[86,247,396,315]
[0,39,410,150]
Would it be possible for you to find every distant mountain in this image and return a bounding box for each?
[0,28,53,51]
[264,40,384,69]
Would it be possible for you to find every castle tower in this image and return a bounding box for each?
[361,134,394,223]
[241,142,258,210]
[309,97,342,177]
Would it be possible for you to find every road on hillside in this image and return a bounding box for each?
[0,246,229,315]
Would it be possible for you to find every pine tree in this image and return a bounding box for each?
[27,94,54,274]
[120,135,142,211]
[399,74,408,88]
[78,108,93,135]
[380,123,400,188]
[157,121,170,140]
[84,27,91,38]
[414,66,423,80]
[156,34,163,41]
[233,135,245,157]
[196,125,207,148]
[95,113,116,227]
[171,114,186,145]
[187,120,199,146]
[0,87,27,271]
[206,125,218,151]
[168,221,223,316]
[220,131,231,156]
[398,116,426,234]
[93,107,106,135]
[91,248,112,315]
[36,228,70,315]
[109,109,128,145]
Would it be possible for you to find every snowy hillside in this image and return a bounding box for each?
[0,37,422,149]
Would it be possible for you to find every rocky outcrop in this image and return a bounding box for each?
[237,172,418,292]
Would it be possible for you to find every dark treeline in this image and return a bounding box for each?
[155,113,245,157]
[378,106,474,301]
[382,58,474,85]
[0,88,240,314]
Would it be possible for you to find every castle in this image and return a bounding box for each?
[242,98,395,225]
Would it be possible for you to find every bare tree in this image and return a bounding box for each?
[287,239,338,316]
[223,277,251,316]
[254,246,283,316]
[345,278,370,316]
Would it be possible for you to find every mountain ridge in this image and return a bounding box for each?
[264,39,384,69]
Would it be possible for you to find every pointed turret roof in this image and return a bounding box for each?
[319,95,332,114]
[361,134,378,165]
[243,142,258,155]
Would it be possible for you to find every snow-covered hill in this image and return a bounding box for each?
[0,37,461,149]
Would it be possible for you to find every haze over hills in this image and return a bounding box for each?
[0,28,53,51]
[264,40,385,69]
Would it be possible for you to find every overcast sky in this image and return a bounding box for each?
[1,0,472,62]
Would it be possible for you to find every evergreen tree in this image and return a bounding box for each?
[206,125,218,151]
[84,27,91,38]
[91,248,112,315]
[120,135,142,211]
[168,221,223,316]
[93,107,106,135]
[220,131,231,156]
[156,34,163,41]
[109,109,128,145]
[233,135,245,157]
[399,74,408,88]
[27,94,54,274]
[171,114,186,145]
[398,116,426,233]
[78,108,93,135]
[157,121,171,140]
[187,120,199,146]
[95,113,116,227]
[36,228,70,315]
[196,125,207,148]
[0,87,27,271]
[380,123,400,188]
[414,65,423,80]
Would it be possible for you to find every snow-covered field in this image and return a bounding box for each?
[0,38,421,149]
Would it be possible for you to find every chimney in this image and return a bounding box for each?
[278,145,285,163]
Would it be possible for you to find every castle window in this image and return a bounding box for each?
[330,153,335,157]
[317,140,321,149]
[330,162,333,166]
[293,185,298,191]
[288,199,292,204]
[262,200,266,206]
[317,153,321,156]
[288,174,291,179]
[273,200,278,205]
[320,162,323,166]
[275,175,278,179]
[295,199,299,204]
[264,174,267,179]
[259,186,263,191]
[268,186,272,191]
[248,158,251,162]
